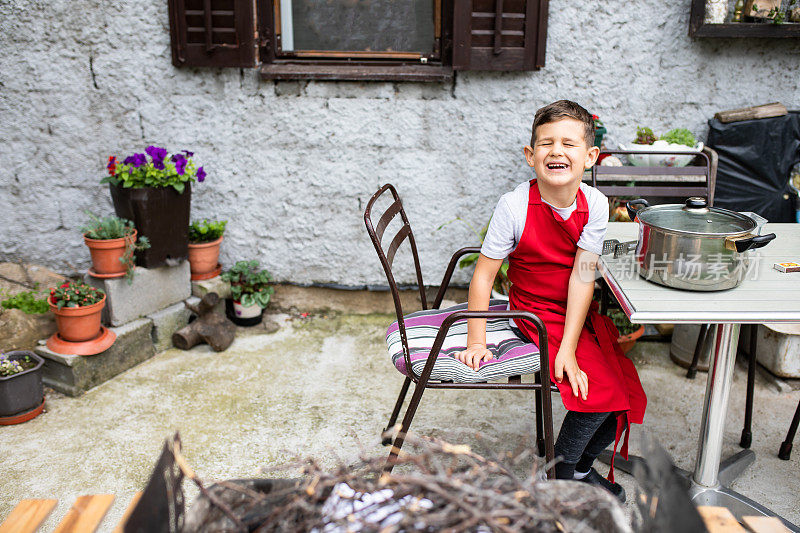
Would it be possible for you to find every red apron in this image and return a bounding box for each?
[508,180,647,481]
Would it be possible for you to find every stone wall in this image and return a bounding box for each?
[1,0,798,287]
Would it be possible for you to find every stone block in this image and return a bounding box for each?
[191,276,231,299]
[147,301,193,352]
[35,318,155,397]
[753,323,800,378]
[85,262,191,326]
[185,296,225,316]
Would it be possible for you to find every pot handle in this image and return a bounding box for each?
[626,199,649,221]
[740,212,767,235]
[726,233,776,253]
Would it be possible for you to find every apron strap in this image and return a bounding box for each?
[608,411,631,484]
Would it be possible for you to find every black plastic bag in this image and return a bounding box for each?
[706,112,800,222]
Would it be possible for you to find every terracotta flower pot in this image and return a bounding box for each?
[84,230,136,278]
[188,237,223,280]
[49,294,106,342]
[618,325,645,355]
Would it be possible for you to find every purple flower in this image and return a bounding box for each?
[182,150,194,157]
[172,154,187,176]
[196,167,206,182]
[123,153,147,167]
[145,145,168,164]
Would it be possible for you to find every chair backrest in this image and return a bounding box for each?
[364,184,428,332]
[591,146,718,206]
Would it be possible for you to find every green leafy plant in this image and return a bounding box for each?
[80,212,151,281]
[752,3,788,22]
[101,146,205,193]
[436,217,509,295]
[607,309,641,336]
[0,353,36,377]
[221,260,274,309]
[81,212,135,240]
[1,291,49,314]
[660,128,697,147]
[188,219,228,243]
[633,127,657,145]
[49,281,105,310]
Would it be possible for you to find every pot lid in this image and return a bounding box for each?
[634,197,756,235]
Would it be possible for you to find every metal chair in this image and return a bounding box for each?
[364,183,557,477]
[779,400,800,460]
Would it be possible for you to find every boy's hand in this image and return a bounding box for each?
[454,344,493,371]
[554,348,588,400]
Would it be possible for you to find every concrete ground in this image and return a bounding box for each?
[2,311,800,531]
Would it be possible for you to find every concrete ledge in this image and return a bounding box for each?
[147,301,193,352]
[269,285,468,315]
[35,318,155,396]
[85,262,191,326]
[752,323,800,378]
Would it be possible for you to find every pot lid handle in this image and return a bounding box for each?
[683,197,708,213]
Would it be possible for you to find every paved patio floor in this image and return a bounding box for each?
[2,312,799,531]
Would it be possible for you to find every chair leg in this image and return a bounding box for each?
[534,373,545,457]
[740,324,757,449]
[686,324,710,379]
[599,280,609,316]
[384,381,427,473]
[778,399,800,460]
[382,377,412,446]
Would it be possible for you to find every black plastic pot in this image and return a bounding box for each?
[110,183,191,268]
[0,351,44,417]
[225,298,264,327]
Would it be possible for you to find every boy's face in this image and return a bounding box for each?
[524,118,599,189]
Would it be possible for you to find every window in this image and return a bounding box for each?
[168,0,549,80]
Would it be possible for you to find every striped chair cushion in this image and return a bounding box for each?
[386,301,540,383]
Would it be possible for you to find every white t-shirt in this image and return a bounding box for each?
[481,181,609,259]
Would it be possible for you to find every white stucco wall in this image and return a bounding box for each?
[1,1,799,287]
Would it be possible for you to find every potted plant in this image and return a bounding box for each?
[102,147,206,268]
[623,126,658,167]
[653,128,704,167]
[592,114,606,149]
[221,260,274,326]
[81,212,150,280]
[438,216,510,300]
[607,309,645,354]
[0,351,45,425]
[48,281,106,342]
[187,219,227,280]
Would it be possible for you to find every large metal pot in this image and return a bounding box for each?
[625,198,776,291]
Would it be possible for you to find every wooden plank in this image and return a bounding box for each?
[741,516,790,533]
[260,63,453,82]
[53,495,115,533]
[697,506,747,532]
[112,492,143,533]
[0,499,58,533]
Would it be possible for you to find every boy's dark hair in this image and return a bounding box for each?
[530,100,595,147]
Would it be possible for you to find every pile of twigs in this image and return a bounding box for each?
[184,435,629,533]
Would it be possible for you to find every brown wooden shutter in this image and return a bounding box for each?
[452,0,547,71]
[168,0,258,68]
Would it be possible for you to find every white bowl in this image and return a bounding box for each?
[622,141,704,167]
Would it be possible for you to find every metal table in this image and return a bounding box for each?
[600,222,800,531]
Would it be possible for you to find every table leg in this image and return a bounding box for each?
[598,323,799,531]
[693,323,740,487]
[688,323,799,532]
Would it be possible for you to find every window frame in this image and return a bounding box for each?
[169,0,548,80]
[259,0,455,81]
